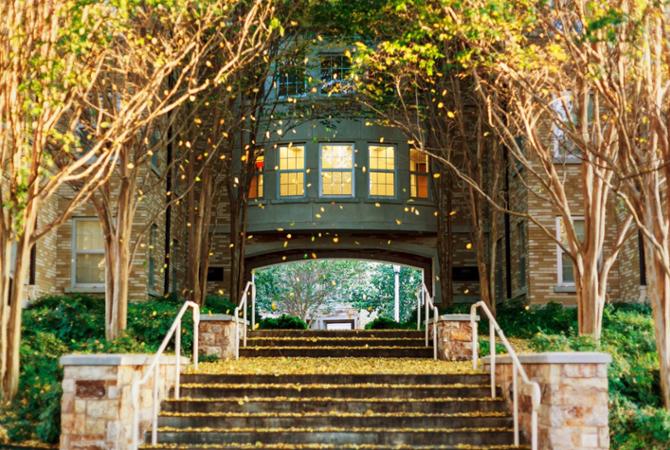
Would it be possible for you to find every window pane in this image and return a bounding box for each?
[76,253,105,284]
[562,253,575,283]
[249,153,264,199]
[322,171,352,196]
[279,145,304,170]
[321,144,353,169]
[370,145,395,170]
[76,220,104,251]
[560,218,585,245]
[410,149,428,173]
[411,174,429,198]
[280,172,304,197]
[370,172,395,197]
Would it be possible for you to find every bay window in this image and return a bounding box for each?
[278,144,305,197]
[320,143,354,197]
[369,144,395,197]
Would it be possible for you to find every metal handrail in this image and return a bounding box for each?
[131,300,200,449]
[470,300,540,450]
[234,280,255,359]
[417,283,438,360]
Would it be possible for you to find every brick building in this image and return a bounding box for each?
[13,46,648,309]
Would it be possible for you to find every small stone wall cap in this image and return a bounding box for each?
[482,351,612,365]
[199,313,249,324]
[59,353,190,367]
[440,314,479,322]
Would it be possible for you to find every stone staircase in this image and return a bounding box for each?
[142,330,527,449]
[240,329,434,358]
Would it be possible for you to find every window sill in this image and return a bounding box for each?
[66,286,105,294]
[553,285,577,293]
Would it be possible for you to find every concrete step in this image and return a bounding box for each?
[248,330,423,338]
[161,397,509,414]
[158,412,513,429]
[239,346,434,358]
[180,373,490,385]
[247,337,426,347]
[151,427,515,446]
[177,383,495,399]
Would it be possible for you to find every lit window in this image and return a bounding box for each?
[73,219,105,286]
[369,144,395,197]
[320,54,354,94]
[320,144,354,197]
[410,149,429,198]
[279,144,305,197]
[557,217,585,285]
[249,150,264,199]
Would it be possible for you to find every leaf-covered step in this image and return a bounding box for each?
[157,411,513,430]
[142,444,530,450]
[151,427,515,446]
[176,382,495,399]
[239,346,434,358]
[246,337,426,347]
[180,373,490,386]
[161,397,509,414]
[248,330,424,338]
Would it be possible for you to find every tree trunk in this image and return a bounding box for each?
[0,234,11,396]
[435,169,453,307]
[575,259,604,339]
[3,207,36,399]
[647,251,670,409]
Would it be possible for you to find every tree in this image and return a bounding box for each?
[573,0,670,409]
[74,0,276,339]
[0,0,127,400]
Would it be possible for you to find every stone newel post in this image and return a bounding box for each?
[59,353,186,450]
[484,352,612,450]
[430,314,479,361]
[198,314,247,359]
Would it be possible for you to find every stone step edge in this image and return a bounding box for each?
[164,396,504,403]
[178,383,489,389]
[141,445,529,450]
[159,411,510,418]
[241,346,431,350]
[155,426,515,433]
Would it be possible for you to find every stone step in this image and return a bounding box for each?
[150,427,515,446]
[176,383,495,399]
[181,373,490,385]
[247,337,426,347]
[239,346,434,358]
[142,444,530,450]
[162,397,509,414]
[248,330,423,338]
[157,412,513,429]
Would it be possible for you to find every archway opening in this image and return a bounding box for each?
[253,258,423,330]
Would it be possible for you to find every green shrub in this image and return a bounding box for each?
[258,314,308,329]
[3,294,201,444]
[364,316,415,330]
[204,295,237,315]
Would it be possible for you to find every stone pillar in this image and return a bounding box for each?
[198,314,246,359]
[429,314,479,361]
[483,352,611,450]
[59,353,187,450]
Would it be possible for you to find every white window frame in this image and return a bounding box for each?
[550,92,581,163]
[71,217,105,289]
[319,143,355,198]
[277,144,306,198]
[555,216,584,286]
[368,143,397,198]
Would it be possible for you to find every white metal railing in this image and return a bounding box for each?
[470,300,540,450]
[234,279,255,359]
[416,283,438,360]
[131,300,200,449]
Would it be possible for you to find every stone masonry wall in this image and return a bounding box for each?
[485,353,611,450]
[60,354,185,450]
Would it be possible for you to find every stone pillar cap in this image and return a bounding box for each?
[200,313,249,324]
[482,351,612,365]
[59,353,190,367]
